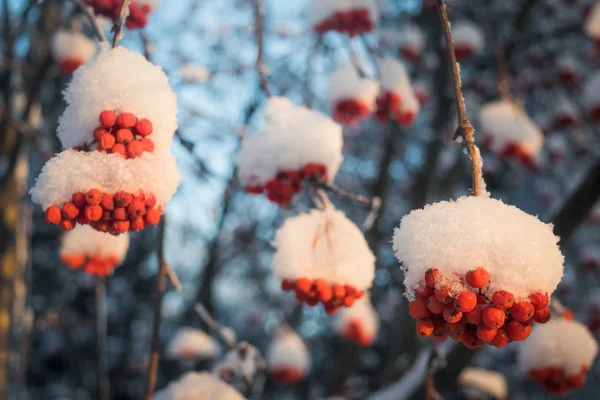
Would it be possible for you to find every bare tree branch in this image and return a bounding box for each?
[253,0,271,97]
[111,0,130,48]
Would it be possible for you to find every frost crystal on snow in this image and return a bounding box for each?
[393,196,564,301]
[272,207,375,290]
[520,319,598,377]
[30,150,180,208]
[267,329,311,376]
[57,44,178,153]
[457,368,507,400]
[60,225,129,261]
[165,328,221,360]
[236,97,343,188]
[154,372,246,400]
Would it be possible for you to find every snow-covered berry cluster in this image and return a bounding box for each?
[309,0,378,37]
[31,45,180,235]
[334,295,379,346]
[59,225,129,277]
[480,100,543,169]
[450,21,484,60]
[154,372,246,400]
[236,97,342,206]
[52,30,96,74]
[267,329,311,385]
[374,56,420,126]
[273,207,375,314]
[520,319,598,394]
[394,196,564,348]
[165,328,221,361]
[83,0,161,30]
[398,24,425,61]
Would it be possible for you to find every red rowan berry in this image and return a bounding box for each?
[128,199,146,217]
[72,192,87,208]
[409,299,431,320]
[343,296,355,307]
[135,118,153,136]
[482,306,505,329]
[127,140,144,158]
[143,194,156,210]
[281,279,294,291]
[443,306,463,323]
[424,268,441,288]
[511,301,535,322]
[530,292,549,310]
[477,326,497,343]
[99,133,115,150]
[145,207,161,225]
[416,318,434,337]
[567,374,585,388]
[563,309,574,320]
[45,206,62,224]
[318,286,333,302]
[130,217,145,231]
[94,127,109,142]
[462,330,483,349]
[113,207,128,220]
[100,193,114,210]
[61,253,86,268]
[102,211,113,221]
[446,320,467,340]
[116,112,136,128]
[140,138,154,152]
[490,329,509,348]
[506,320,530,341]
[465,267,489,288]
[492,290,515,309]
[99,110,116,128]
[114,191,133,207]
[333,284,346,299]
[86,189,102,205]
[60,219,75,231]
[133,191,145,202]
[414,282,434,299]
[85,205,103,222]
[426,296,445,315]
[296,278,311,294]
[62,202,80,220]
[434,286,452,304]
[113,220,130,233]
[111,143,127,158]
[304,163,327,182]
[533,307,551,323]
[115,128,134,144]
[455,290,477,312]
[75,214,89,224]
[432,319,448,342]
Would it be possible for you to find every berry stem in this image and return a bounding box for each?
[194,303,237,349]
[111,0,131,49]
[253,0,271,97]
[436,0,485,197]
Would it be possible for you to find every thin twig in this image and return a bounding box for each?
[194,303,236,349]
[95,278,110,400]
[495,49,512,102]
[144,216,168,400]
[72,0,107,42]
[436,0,484,196]
[111,0,130,48]
[425,343,443,400]
[253,0,271,97]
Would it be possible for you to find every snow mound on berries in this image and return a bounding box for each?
[480,100,543,157]
[307,0,379,27]
[458,368,507,400]
[166,328,221,360]
[58,44,177,152]
[334,295,379,339]
[60,225,129,260]
[30,150,180,208]
[154,372,246,400]
[272,208,375,289]
[393,196,564,301]
[398,24,425,56]
[452,21,484,52]
[236,97,343,187]
[267,330,311,373]
[520,319,598,376]
[585,2,600,40]
[584,72,600,108]
[376,56,420,115]
[327,60,379,109]
[52,30,97,63]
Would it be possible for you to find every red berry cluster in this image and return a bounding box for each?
[454,44,475,60]
[400,46,421,61]
[78,110,154,159]
[481,135,538,170]
[83,0,153,29]
[341,319,373,346]
[270,367,304,385]
[314,8,374,37]
[375,91,416,126]
[528,365,588,395]
[333,99,371,126]
[44,189,162,235]
[58,59,85,75]
[281,277,364,315]
[244,163,328,207]
[60,253,119,277]
[408,267,551,348]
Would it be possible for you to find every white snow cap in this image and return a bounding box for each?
[584,72,600,109]
[60,225,129,260]
[520,319,598,376]
[398,24,425,56]
[451,21,485,54]
[272,207,375,290]
[179,63,211,83]
[236,97,343,187]
[165,328,221,360]
[585,2,600,40]
[307,0,379,27]
[154,372,246,400]
[458,368,507,400]
[327,60,379,108]
[58,44,178,153]
[334,295,379,340]
[393,196,564,301]
[267,329,311,374]
[52,30,96,64]
[480,100,544,157]
[30,149,180,208]
[136,0,163,7]
[376,56,420,115]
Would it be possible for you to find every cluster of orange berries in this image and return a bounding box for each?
[314,9,374,37]
[60,253,120,277]
[244,163,328,206]
[76,110,154,159]
[44,189,162,234]
[281,277,364,315]
[375,91,416,126]
[84,0,153,30]
[481,135,538,171]
[333,99,371,126]
[528,365,588,395]
[270,367,304,385]
[408,267,551,348]
[341,319,374,346]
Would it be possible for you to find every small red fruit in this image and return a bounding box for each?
[506,320,530,341]
[465,267,489,288]
[140,138,154,152]
[128,199,146,217]
[533,307,551,323]
[416,318,434,337]
[530,292,549,310]
[60,220,75,231]
[145,207,161,225]
[333,284,346,299]
[434,286,452,304]
[426,296,445,315]
[72,192,87,208]
[443,306,462,323]
[86,189,102,205]
[490,329,509,348]
[113,207,128,220]
[115,128,134,144]
[99,110,117,127]
[424,268,441,288]
[114,191,133,207]
[45,206,62,224]
[135,118,153,136]
[85,205,103,222]
[465,304,483,325]
[116,112,136,128]
[127,140,144,158]
[99,133,115,150]
[409,299,431,320]
[432,319,448,342]
[511,301,535,322]
[94,127,109,141]
[113,220,130,233]
[492,290,515,309]
[477,326,497,343]
[130,217,145,231]
[462,330,483,349]
[455,290,477,312]
[100,194,114,210]
[61,202,80,220]
[111,143,127,158]
[446,320,466,340]
[482,307,505,329]
[414,282,434,299]
[295,278,311,293]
